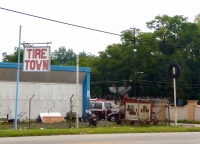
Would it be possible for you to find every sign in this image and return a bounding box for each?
[125,102,151,121]
[23,46,50,72]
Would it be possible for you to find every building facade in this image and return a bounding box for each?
[0,62,91,121]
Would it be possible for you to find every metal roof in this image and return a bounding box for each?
[0,62,91,84]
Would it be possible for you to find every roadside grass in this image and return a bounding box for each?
[177,119,200,124]
[1,125,200,137]
[1,119,200,137]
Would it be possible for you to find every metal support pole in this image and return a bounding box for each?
[133,28,136,98]
[173,67,177,126]
[164,98,166,125]
[134,52,136,98]
[14,25,21,130]
[69,94,74,128]
[76,55,79,128]
[168,100,170,126]
[29,94,35,129]
[130,27,139,98]
[138,98,139,121]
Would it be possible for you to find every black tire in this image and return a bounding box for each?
[167,63,181,78]
[95,114,100,121]
[116,119,121,124]
[116,116,121,124]
[110,116,116,122]
[92,120,97,126]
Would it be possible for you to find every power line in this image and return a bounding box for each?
[91,79,200,88]
[0,7,121,36]
[2,6,199,50]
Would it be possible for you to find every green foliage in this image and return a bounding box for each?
[68,95,76,128]
[178,119,200,124]
[194,12,200,27]
[51,46,77,66]
[2,49,24,63]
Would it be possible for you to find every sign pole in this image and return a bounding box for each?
[173,67,177,126]
[76,55,79,128]
[14,25,21,130]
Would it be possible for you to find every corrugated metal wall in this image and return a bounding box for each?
[0,81,83,121]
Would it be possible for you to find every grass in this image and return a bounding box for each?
[1,119,200,137]
[177,119,200,124]
[1,125,200,137]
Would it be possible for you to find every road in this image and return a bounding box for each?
[0,132,200,144]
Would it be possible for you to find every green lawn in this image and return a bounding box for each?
[1,119,200,137]
[0,125,200,137]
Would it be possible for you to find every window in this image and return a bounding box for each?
[111,102,116,109]
[90,102,102,109]
[105,102,111,109]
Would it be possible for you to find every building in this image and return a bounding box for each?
[0,62,90,121]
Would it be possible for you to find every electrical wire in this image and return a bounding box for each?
[91,79,200,88]
[2,6,199,51]
[0,7,121,36]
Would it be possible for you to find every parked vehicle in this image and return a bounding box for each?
[90,99,117,120]
[85,110,98,126]
[107,109,125,122]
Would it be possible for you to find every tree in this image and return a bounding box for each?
[144,14,200,101]
[194,12,200,26]
[2,48,24,63]
[51,46,77,66]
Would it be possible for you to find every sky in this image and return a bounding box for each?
[0,0,200,61]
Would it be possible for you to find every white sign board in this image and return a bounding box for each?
[23,46,50,72]
[125,102,151,121]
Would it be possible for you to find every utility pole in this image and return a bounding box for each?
[130,27,139,98]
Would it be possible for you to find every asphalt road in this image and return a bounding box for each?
[0,132,200,144]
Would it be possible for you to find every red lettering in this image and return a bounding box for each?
[24,48,50,71]
[24,60,30,70]
[43,60,48,70]
[32,49,35,59]
[41,49,47,59]
[30,60,35,70]
[27,49,32,59]
[36,60,42,70]
[35,49,41,58]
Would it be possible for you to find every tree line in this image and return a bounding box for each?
[2,14,200,104]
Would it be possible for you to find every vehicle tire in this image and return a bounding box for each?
[116,119,121,124]
[92,120,97,126]
[167,63,181,78]
[116,116,121,124]
[95,114,100,121]
[110,116,116,122]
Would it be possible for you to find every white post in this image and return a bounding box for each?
[76,55,79,128]
[173,67,177,126]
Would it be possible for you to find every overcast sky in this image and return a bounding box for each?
[0,0,200,61]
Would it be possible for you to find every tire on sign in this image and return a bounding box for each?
[167,63,181,78]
